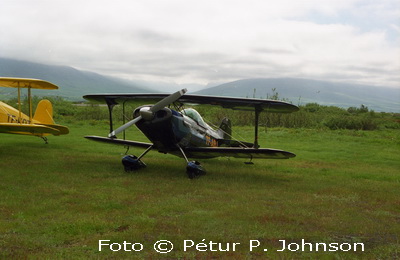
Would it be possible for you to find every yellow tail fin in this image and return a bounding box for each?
[33,99,54,124]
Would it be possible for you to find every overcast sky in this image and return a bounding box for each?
[1,0,399,88]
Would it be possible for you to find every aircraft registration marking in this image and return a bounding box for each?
[205,135,218,147]
[7,113,31,124]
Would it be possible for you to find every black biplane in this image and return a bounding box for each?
[83,89,299,178]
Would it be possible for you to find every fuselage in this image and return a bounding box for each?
[0,101,34,124]
[134,107,221,153]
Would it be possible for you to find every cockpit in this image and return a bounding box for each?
[182,108,208,128]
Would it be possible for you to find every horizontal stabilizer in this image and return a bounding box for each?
[182,147,296,159]
[37,124,69,135]
[218,139,254,148]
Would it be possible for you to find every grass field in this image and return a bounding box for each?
[1,122,399,259]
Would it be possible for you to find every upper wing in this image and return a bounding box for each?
[83,93,299,113]
[0,123,59,135]
[180,95,298,113]
[84,135,152,148]
[182,147,296,159]
[0,77,58,90]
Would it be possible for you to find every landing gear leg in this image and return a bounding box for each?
[41,137,48,144]
[176,145,206,179]
[122,145,153,172]
[244,155,254,165]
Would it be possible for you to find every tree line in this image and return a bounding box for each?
[4,96,399,131]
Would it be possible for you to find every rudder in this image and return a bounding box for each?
[217,117,232,140]
[33,99,54,124]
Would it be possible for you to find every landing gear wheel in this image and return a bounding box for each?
[122,155,147,172]
[186,161,206,179]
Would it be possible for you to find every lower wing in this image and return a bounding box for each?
[84,136,295,159]
[0,123,59,136]
[84,136,152,148]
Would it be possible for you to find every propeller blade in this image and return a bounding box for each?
[108,115,142,138]
[150,88,187,112]
[108,88,187,137]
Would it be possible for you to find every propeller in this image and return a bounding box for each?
[108,88,187,138]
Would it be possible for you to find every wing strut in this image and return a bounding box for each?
[122,100,127,140]
[28,86,32,123]
[106,98,118,135]
[17,86,22,122]
[253,107,261,149]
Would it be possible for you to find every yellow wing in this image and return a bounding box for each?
[0,77,58,90]
[0,123,60,136]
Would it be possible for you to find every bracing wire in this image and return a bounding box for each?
[202,116,251,148]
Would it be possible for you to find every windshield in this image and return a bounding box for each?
[182,108,207,128]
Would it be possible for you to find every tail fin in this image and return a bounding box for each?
[33,99,54,124]
[217,117,232,140]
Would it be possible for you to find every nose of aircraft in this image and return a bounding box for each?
[139,106,154,120]
[108,88,187,138]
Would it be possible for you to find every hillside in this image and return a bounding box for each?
[1,58,398,112]
[0,58,149,100]
[195,78,400,112]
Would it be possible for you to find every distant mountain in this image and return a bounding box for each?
[2,58,398,112]
[0,58,150,100]
[194,78,400,112]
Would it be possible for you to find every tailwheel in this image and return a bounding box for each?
[186,161,206,179]
[122,155,146,172]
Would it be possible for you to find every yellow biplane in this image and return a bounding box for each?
[0,77,69,143]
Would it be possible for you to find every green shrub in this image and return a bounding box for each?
[5,96,399,130]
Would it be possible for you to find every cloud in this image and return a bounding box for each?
[1,0,399,88]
